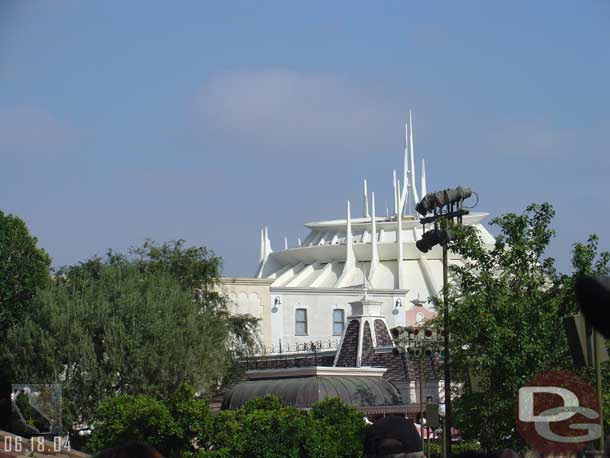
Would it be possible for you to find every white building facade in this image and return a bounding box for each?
[222,115,495,351]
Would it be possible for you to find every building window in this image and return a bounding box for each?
[333,309,345,336]
[295,308,308,336]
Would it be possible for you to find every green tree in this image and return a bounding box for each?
[206,395,308,458]
[446,203,610,450]
[0,210,50,331]
[203,396,367,458]
[304,397,366,458]
[0,211,51,430]
[85,394,181,456]
[86,383,213,457]
[2,241,258,436]
[445,203,575,451]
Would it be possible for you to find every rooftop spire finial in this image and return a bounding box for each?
[402,122,410,216]
[259,228,264,262]
[363,179,370,218]
[421,158,427,198]
[369,191,379,285]
[392,170,398,215]
[335,200,357,287]
[409,110,420,209]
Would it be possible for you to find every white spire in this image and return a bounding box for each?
[397,178,401,216]
[363,179,370,218]
[256,226,273,278]
[397,196,405,289]
[392,170,398,215]
[402,122,410,216]
[370,191,379,283]
[409,110,420,208]
[298,237,302,247]
[259,228,264,262]
[335,200,356,287]
[284,237,288,250]
[264,226,272,254]
[421,158,427,198]
[346,200,352,247]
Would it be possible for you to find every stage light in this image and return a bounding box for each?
[390,326,407,339]
[416,229,451,253]
[416,186,472,217]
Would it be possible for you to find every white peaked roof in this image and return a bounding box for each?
[256,114,496,297]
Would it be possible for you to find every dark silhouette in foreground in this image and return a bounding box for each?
[575,275,610,338]
[364,416,424,458]
[93,441,163,458]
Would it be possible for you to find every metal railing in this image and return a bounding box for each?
[256,339,340,356]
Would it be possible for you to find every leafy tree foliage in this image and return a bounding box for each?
[86,383,212,457]
[304,397,366,458]
[0,211,50,429]
[445,203,609,451]
[86,394,181,455]
[202,396,366,458]
[1,241,258,435]
[86,393,366,458]
[0,210,50,331]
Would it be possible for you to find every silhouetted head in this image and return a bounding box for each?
[453,452,500,458]
[364,416,423,457]
[93,441,163,458]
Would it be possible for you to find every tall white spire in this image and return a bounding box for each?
[346,201,352,247]
[363,179,370,218]
[284,237,288,250]
[402,123,410,216]
[421,158,427,198]
[397,178,401,217]
[409,110,420,208]
[335,200,356,287]
[264,226,272,254]
[256,226,273,278]
[392,170,398,215]
[397,195,405,289]
[259,228,264,262]
[369,192,379,283]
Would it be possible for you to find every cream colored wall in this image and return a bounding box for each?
[219,277,274,348]
[268,289,411,349]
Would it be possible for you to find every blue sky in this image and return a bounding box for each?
[1,1,609,276]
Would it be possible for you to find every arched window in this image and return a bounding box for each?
[295,308,308,336]
[333,309,345,336]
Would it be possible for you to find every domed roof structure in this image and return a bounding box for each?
[222,367,402,410]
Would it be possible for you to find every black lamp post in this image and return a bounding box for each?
[415,186,474,458]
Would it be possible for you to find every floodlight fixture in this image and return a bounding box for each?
[416,186,473,217]
[416,229,451,253]
[390,326,408,339]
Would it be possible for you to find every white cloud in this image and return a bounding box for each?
[188,69,410,158]
[0,106,76,158]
